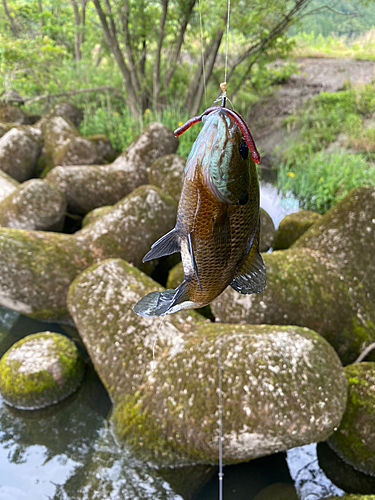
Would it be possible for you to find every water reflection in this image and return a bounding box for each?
[0,364,110,499]
[260,181,299,229]
[286,444,344,499]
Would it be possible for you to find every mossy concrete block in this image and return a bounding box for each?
[81,205,112,227]
[0,179,67,231]
[54,136,101,167]
[253,483,298,500]
[317,442,375,495]
[0,104,26,124]
[273,210,322,250]
[76,184,177,272]
[111,122,179,194]
[328,362,375,477]
[0,122,14,139]
[260,207,275,252]
[36,101,83,130]
[46,165,132,214]
[67,259,202,401]
[112,323,346,466]
[0,332,84,409]
[0,127,42,181]
[86,134,116,162]
[0,170,19,202]
[0,228,94,322]
[212,188,375,365]
[294,187,375,287]
[67,258,346,466]
[43,116,108,172]
[326,496,375,499]
[0,186,175,321]
[46,122,178,214]
[148,154,185,203]
[166,261,184,290]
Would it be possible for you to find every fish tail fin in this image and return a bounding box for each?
[133,281,190,317]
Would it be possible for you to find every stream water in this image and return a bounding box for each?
[0,183,373,499]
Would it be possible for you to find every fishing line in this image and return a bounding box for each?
[217,301,224,500]
[224,0,231,84]
[198,0,207,105]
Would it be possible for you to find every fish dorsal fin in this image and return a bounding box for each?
[230,218,266,294]
[187,232,203,291]
[142,228,181,263]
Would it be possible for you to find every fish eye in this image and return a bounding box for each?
[239,138,248,160]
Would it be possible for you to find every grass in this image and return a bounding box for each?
[292,30,375,60]
[278,151,375,213]
[79,100,202,159]
[277,84,375,212]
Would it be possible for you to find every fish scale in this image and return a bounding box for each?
[133,108,266,317]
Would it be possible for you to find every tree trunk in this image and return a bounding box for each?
[164,0,196,89]
[121,0,141,98]
[2,0,19,37]
[153,0,168,110]
[184,38,214,110]
[71,0,82,61]
[190,27,224,115]
[38,1,44,32]
[93,0,139,116]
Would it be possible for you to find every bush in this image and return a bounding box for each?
[278,150,375,213]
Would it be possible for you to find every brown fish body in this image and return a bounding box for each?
[176,140,260,307]
[133,108,266,317]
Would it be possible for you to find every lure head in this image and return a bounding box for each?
[184,108,253,205]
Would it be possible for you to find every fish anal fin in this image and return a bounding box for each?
[142,228,180,263]
[187,233,203,291]
[168,280,190,312]
[230,218,266,295]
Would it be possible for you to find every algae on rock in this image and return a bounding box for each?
[76,184,177,272]
[273,210,322,250]
[0,179,67,231]
[0,127,42,181]
[212,187,375,365]
[0,170,19,202]
[328,362,375,477]
[0,332,84,409]
[46,122,178,214]
[67,258,347,466]
[0,228,94,323]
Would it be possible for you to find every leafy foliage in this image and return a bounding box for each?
[277,85,375,212]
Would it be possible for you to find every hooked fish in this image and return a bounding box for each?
[133,105,266,317]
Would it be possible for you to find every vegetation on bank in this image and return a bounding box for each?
[277,85,375,212]
[292,30,375,60]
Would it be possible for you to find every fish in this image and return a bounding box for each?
[133,105,266,317]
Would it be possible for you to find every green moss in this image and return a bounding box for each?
[81,205,113,227]
[0,332,84,409]
[113,393,212,464]
[328,362,375,476]
[273,211,321,250]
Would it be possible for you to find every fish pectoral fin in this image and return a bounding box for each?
[133,282,190,317]
[230,218,266,295]
[187,232,203,291]
[142,228,181,263]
